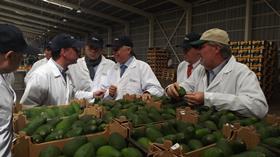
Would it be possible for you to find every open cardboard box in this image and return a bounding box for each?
[150,140,216,157]
[108,117,130,138]
[13,104,104,133]
[264,114,280,126]
[12,127,110,157]
[13,118,138,157]
[176,107,199,124]
[222,123,260,149]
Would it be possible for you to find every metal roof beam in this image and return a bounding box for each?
[0,17,46,32]
[0,21,44,35]
[100,0,152,17]
[43,0,127,24]
[0,4,92,33]
[166,0,192,9]
[4,0,110,29]
[0,12,86,35]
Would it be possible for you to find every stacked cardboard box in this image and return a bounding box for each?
[230,40,278,100]
[147,48,169,78]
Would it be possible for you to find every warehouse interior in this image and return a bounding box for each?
[1,0,279,107]
[2,0,280,156]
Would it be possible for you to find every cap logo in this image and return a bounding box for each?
[91,37,99,41]
[184,37,189,41]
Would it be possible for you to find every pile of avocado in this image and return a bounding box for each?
[39,132,143,157]
[101,102,176,126]
[132,120,223,153]
[202,138,276,157]
[23,103,82,120]
[97,99,146,111]
[254,120,280,150]
[22,114,107,143]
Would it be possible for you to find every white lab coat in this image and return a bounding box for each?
[24,58,48,84]
[180,56,268,118]
[177,60,201,83]
[3,72,15,85]
[103,57,164,100]
[0,74,16,157]
[68,56,115,92]
[20,59,76,106]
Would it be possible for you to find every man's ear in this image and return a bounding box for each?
[60,48,66,57]
[4,51,14,60]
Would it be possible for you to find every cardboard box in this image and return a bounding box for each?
[176,107,199,124]
[108,118,130,138]
[12,128,109,157]
[151,141,216,157]
[222,123,260,149]
[13,105,104,133]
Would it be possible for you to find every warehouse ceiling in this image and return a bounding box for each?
[0,0,201,42]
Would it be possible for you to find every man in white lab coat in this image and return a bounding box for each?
[20,33,104,106]
[103,36,164,100]
[166,28,268,118]
[0,24,30,157]
[177,32,201,83]
[68,36,114,102]
[24,45,52,84]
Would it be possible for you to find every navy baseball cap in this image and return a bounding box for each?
[178,32,201,50]
[87,36,103,49]
[107,36,133,50]
[0,24,30,54]
[50,33,84,52]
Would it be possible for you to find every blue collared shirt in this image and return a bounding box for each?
[207,59,228,85]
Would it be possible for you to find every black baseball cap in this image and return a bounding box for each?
[50,33,84,52]
[87,36,103,49]
[178,32,201,50]
[0,24,30,54]
[107,36,133,50]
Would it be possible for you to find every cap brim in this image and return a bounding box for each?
[190,40,207,46]
[87,42,103,49]
[72,41,84,49]
[106,44,121,49]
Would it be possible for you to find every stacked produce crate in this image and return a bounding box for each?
[230,40,278,100]
[146,48,169,78]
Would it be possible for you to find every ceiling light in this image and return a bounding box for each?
[42,0,73,10]
[62,18,67,22]
[47,29,50,32]
[53,25,57,28]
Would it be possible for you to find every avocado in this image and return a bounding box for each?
[108,132,127,149]
[177,86,186,97]
[121,147,143,157]
[202,147,224,157]
[63,136,88,157]
[90,136,108,149]
[145,127,163,141]
[188,139,203,150]
[39,145,61,157]
[74,142,95,157]
[96,145,121,157]
[230,151,265,157]
[137,137,151,149]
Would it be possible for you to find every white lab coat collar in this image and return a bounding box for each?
[192,59,201,69]
[47,58,64,78]
[80,55,108,73]
[206,56,235,90]
[114,56,137,70]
